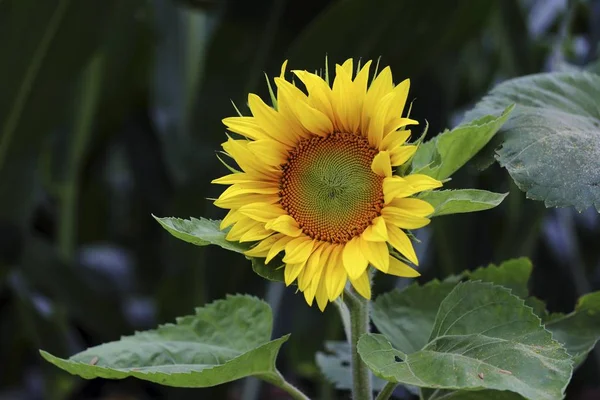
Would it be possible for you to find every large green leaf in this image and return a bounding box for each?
[545,291,600,367]
[419,190,508,217]
[421,388,525,400]
[153,215,284,281]
[464,258,532,299]
[372,280,457,354]
[373,258,533,356]
[463,72,600,212]
[359,282,572,400]
[41,295,290,387]
[411,105,513,180]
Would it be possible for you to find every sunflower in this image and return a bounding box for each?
[213,58,442,311]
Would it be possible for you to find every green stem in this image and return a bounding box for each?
[343,287,373,400]
[375,382,397,400]
[261,371,310,400]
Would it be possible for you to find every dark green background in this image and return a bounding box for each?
[0,0,598,399]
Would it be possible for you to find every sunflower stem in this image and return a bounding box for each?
[343,287,373,400]
[261,371,310,400]
[374,382,397,400]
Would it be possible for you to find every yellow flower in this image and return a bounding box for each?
[213,59,442,311]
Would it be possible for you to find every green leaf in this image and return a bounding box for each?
[153,215,284,282]
[315,341,393,393]
[153,215,248,253]
[463,72,600,212]
[545,291,600,367]
[41,295,290,387]
[464,258,532,299]
[419,190,508,217]
[372,280,457,354]
[359,282,572,400]
[411,105,513,180]
[421,388,525,400]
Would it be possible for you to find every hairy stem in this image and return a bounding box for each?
[343,287,373,400]
[375,382,397,400]
[261,371,310,400]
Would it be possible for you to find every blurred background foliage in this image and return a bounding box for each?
[0,0,599,399]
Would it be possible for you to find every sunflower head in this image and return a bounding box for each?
[213,58,442,311]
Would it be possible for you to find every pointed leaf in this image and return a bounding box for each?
[372,280,457,354]
[41,295,289,387]
[545,291,600,367]
[464,258,532,299]
[411,105,513,179]
[359,282,572,400]
[153,215,248,252]
[153,216,283,282]
[419,190,508,217]
[463,72,600,212]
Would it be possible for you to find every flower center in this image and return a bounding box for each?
[279,132,384,243]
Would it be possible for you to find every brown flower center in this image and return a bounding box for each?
[279,132,384,243]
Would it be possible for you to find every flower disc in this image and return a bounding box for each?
[280,132,383,243]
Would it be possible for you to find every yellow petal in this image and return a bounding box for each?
[350,271,371,300]
[247,140,288,166]
[382,176,415,204]
[248,93,298,146]
[386,223,418,265]
[354,60,372,96]
[325,246,347,301]
[221,138,280,178]
[238,203,287,223]
[283,237,315,264]
[284,260,306,286]
[388,256,420,277]
[315,273,330,311]
[360,239,389,273]
[382,207,431,229]
[371,151,392,177]
[366,92,395,148]
[265,215,302,237]
[245,234,282,258]
[303,263,322,306]
[298,243,325,291]
[390,145,417,166]
[214,193,279,209]
[361,66,393,134]
[266,235,295,263]
[332,64,360,133]
[382,79,410,133]
[217,182,279,201]
[220,209,243,229]
[404,174,443,193]
[222,117,271,141]
[226,217,259,241]
[362,216,388,242]
[388,198,435,217]
[292,70,335,122]
[239,224,273,242]
[342,236,369,280]
[340,58,354,76]
[381,129,411,151]
[212,173,261,185]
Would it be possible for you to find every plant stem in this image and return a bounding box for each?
[375,382,397,400]
[343,287,373,400]
[261,371,310,400]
